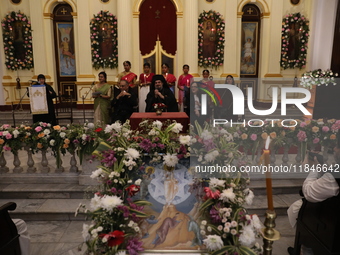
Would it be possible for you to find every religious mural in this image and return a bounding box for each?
[202,20,217,59]
[57,23,76,76]
[138,158,205,251]
[240,22,258,75]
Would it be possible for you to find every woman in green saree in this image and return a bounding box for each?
[92,71,112,125]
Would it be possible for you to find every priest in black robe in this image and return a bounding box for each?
[28,74,57,125]
[145,75,178,112]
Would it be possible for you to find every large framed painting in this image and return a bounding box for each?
[57,22,76,76]
[137,157,206,252]
[240,22,258,75]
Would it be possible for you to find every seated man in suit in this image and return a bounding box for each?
[111,79,137,124]
[145,75,178,112]
[287,137,340,255]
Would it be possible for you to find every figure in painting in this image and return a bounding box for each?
[164,171,179,205]
[241,23,257,75]
[100,22,113,58]
[288,23,300,60]
[243,38,254,65]
[202,21,216,58]
[140,215,158,239]
[13,21,25,61]
[152,213,182,247]
[60,37,75,69]
[58,24,76,75]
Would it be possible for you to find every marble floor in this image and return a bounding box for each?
[27,215,294,255]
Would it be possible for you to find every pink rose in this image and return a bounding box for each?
[250,134,257,141]
[35,126,42,132]
[3,146,11,151]
[313,138,320,144]
[5,133,12,139]
[322,126,330,132]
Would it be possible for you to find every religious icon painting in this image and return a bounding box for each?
[202,19,217,59]
[240,22,258,75]
[56,22,76,77]
[136,157,205,252]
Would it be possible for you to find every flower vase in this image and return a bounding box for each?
[156,109,163,116]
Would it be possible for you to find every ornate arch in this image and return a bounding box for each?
[237,0,270,16]
[43,0,77,14]
[133,0,183,14]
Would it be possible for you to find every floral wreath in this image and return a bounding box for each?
[90,10,118,70]
[280,12,309,70]
[1,11,34,70]
[198,10,225,69]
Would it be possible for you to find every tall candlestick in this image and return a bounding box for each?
[264,137,274,211]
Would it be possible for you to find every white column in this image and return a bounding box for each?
[264,0,283,77]
[75,3,93,78]
[223,0,238,78]
[117,0,133,71]
[183,0,198,77]
[29,0,48,77]
[308,0,338,70]
[259,16,271,78]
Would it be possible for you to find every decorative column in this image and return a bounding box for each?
[308,0,338,70]
[264,0,283,78]
[117,0,133,69]
[258,14,272,78]
[183,0,199,77]
[29,0,48,76]
[76,3,94,79]
[222,0,238,78]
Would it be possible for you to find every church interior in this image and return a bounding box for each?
[1,0,340,255]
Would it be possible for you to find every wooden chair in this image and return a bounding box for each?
[55,94,73,124]
[0,202,21,255]
[293,196,340,255]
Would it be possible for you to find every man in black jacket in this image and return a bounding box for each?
[111,79,137,124]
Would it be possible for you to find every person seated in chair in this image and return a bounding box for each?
[145,75,178,112]
[287,137,340,255]
[111,80,137,124]
[13,219,30,255]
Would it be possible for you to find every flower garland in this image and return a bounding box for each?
[280,12,309,70]
[90,10,118,70]
[1,11,34,70]
[198,10,225,69]
[300,69,338,90]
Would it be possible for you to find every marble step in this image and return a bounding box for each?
[1,193,300,221]
[0,183,94,199]
[249,179,303,195]
[0,109,94,126]
[0,198,90,221]
[0,179,303,199]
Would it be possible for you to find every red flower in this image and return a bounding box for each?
[99,230,125,247]
[204,187,220,199]
[125,184,140,197]
[95,127,103,132]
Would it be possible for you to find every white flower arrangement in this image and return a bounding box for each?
[300,69,338,89]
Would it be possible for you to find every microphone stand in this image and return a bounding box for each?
[82,81,95,123]
[12,83,30,127]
